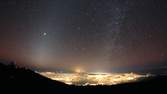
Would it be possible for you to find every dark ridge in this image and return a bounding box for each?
[0,62,67,94]
[0,61,167,94]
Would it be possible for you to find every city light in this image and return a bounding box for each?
[74,68,84,73]
[39,72,149,86]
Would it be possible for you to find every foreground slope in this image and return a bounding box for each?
[0,62,166,94]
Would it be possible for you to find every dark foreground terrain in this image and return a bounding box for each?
[0,62,166,94]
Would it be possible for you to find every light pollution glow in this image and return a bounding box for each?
[39,71,150,86]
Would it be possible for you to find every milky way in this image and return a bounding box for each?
[0,0,167,73]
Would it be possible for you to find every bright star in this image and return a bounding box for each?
[43,32,47,36]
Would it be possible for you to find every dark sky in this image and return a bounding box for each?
[0,0,167,72]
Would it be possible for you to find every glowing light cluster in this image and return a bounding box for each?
[39,72,149,86]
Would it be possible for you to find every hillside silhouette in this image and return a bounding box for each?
[0,61,167,94]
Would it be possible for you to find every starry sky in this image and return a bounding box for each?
[0,0,167,73]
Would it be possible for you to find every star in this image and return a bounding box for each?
[43,32,47,36]
[84,12,89,16]
[77,26,81,30]
[91,17,96,23]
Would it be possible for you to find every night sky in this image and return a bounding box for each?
[0,0,167,73]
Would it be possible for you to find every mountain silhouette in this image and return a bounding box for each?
[0,61,166,94]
